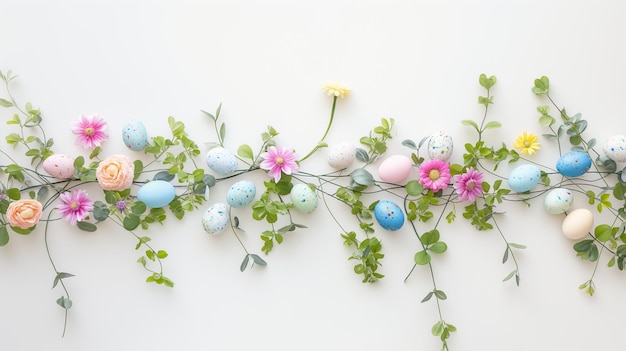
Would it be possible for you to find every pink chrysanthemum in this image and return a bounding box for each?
[453,167,484,202]
[259,146,299,183]
[419,159,451,192]
[57,189,94,225]
[71,114,108,149]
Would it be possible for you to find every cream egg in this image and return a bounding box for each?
[561,208,594,240]
[327,142,356,169]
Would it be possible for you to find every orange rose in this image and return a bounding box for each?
[96,155,135,191]
[6,199,43,229]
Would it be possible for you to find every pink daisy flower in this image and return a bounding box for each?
[57,189,94,225]
[419,159,451,192]
[453,167,484,202]
[71,114,108,149]
[259,146,299,182]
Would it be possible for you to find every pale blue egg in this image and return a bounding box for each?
[206,147,238,175]
[508,164,541,192]
[227,180,256,208]
[374,200,404,231]
[122,120,149,151]
[544,188,574,214]
[290,183,318,213]
[556,151,592,177]
[137,180,176,208]
[202,203,229,235]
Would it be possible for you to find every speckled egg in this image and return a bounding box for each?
[137,180,176,208]
[556,151,592,177]
[374,200,404,231]
[202,203,230,235]
[206,147,238,175]
[290,183,318,213]
[328,142,356,169]
[562,208,594,240]
[544,188,574,214]
[378,155,412,183]
[427,131,454,162]
[122,120,149,151]
[603,135,626,163]
[508,164,541,192]
[227,180,256,208]
[42,154,75,179]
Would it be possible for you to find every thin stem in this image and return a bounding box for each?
[44,210,71,337]
[299,96,337,163]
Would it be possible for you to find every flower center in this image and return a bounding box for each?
[84,127,95,136]
[21,208,33,218]
[428,169,440,181]
[467,181,475,190]
[524,141,531,148]
[275,157,284,165]
[70,201,79,210]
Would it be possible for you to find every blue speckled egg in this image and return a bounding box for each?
[508,164,541,192]
[427,131,453,162]
[202,203,229,235]
[122,120,149,151]
[374,200,404,231]
[227,180,256,208]
[290,183,318,213]
[556,151,592,177]
[137,180,176,208]
[603,135,626,163]
[544,188,574,214]
[206,147,238,175]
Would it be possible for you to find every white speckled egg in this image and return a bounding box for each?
[227,180,256,208]
[508,164,541,192]
[206,147,238,175]
[603,135,626,163]
[427,131,454,161]
[562,208,594,240]
[42,154,75,179]
[290,183,318,213]
[378,155,412,183]
[544,188,574,214]
[202,203,230,235]
[122,120,149,151]
[556,151,592,177]
[328,142,356,169]
[374,200,404,231]
[137,180,176,208]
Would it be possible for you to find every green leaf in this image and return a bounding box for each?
[52,272,75,289]
[432,321,444,336]
[479,73,496,89]
[56,296,72,310]
[414,250,431,265]
[156,250,168,259]
[594,224,613,242]
[420,229,440,245]
[502,270,516,282]
[237,144,254,161]
[124,214,141,231]
[508,243,526,250]
[0,226,9,246]
[250,254,267,266]
[0,98,13,107]
[434,290,447,300]
[484,121,501,129]
[405,180,423,196]
[532,76,550,95]
[77,221,97,232]
[6,188,21,200]
[240,254,250,272]
[429,241,447,254]
[421,291,433,303]
[461,119,479,131]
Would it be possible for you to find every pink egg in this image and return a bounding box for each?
[42,154,75,179]
[378,155,412,183]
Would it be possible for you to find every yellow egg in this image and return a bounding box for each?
[561,208,594,240]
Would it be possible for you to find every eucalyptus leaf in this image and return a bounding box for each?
[52,272,75,289]
[401,139,417,149]
[153,171,175,182]
[77,221,97,232]
[240,255,250,272]
[350,168,374,187]
[250,254,267,266]
[355,148,369,163]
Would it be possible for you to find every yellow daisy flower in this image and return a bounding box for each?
[514,132,541,155]
[322,83,350,99]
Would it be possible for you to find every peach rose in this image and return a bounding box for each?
[6,199,43,229]
[96,154,135,191]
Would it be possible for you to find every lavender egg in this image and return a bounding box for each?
[374,200,404,231]
[122,120,149,151]
[427,131,453,162]
[206,147,238,175]
[227,180,256,208]
[556,151,592,177]
[603,135,626,163]
[544,188,574,214]
[290,183,318,213]
[137,180,176,208]
[202,203,230,235]
[508,164,541,192]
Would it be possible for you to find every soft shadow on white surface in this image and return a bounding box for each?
[1,1,626,350]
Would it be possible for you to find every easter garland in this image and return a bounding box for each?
[1,70,625,349]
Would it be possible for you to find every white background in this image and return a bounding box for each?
[1,1,626,350]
